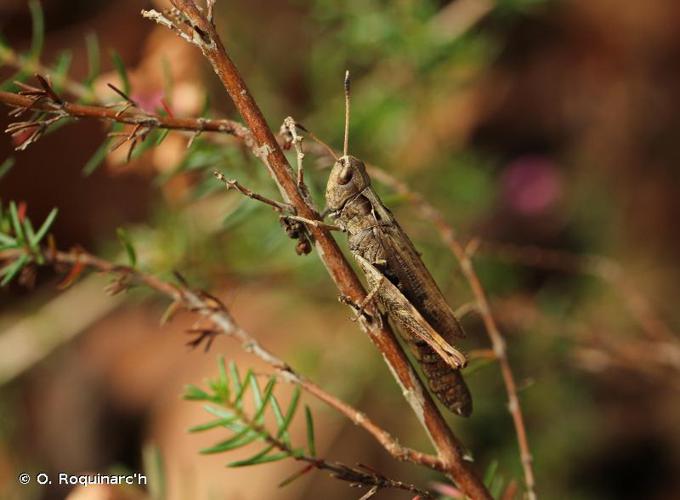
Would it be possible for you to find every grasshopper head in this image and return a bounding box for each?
[325,155,372,213]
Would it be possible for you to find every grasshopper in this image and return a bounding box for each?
[324,72,472,416]
[214,73,472,416]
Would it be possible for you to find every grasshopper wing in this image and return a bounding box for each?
[363,189,466,341]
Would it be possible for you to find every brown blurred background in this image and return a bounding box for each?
[1,1,679,499]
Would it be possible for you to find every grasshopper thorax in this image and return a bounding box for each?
[325,155,372,213]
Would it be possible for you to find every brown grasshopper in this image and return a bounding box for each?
[214,73,472,416]
[324,72,472,416]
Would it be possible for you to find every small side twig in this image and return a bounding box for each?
[221,396,434,498]
[0,87,254,150]
[213,171,292,213]
[281,116,311,201]
[477,241,676,343]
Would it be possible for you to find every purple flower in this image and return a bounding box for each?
[501,155,563,216]
[131,90,165,113]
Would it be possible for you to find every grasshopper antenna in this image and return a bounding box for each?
[343,70,351,158]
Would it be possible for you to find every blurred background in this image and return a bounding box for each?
[1,0,679,499]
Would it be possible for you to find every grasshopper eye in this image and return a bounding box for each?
[338,164,353,185]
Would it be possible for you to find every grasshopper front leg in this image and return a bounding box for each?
[282,214,342,232]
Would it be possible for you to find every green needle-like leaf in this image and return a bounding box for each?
[203,405,235,419]
[305,406,316,457]
[0,157,15,180]
[233,370,254,407]
[22,217,42,263]
[229,451,290,468]
[200,427,261,454]
[23,217,35,243]
[155,129,170,146]
[250,375,263,407]
[9,202,24,244]
[142,445,166,500]
[226,445,292,468]
[31,208,58,247]
[28,0,44,61]
[183,385,211,401]
[251,377,277,424]
[270,396,291,446]
[483,460,498,487]
[84,33,100,90]
[217,356,230,397]
[203,406,246,433]
[188,415,239,433]
[52,50,73,93]
[0,232,17,248]
[82,138,112,176]
[490,474,505,498]
[161,57,174,106]
[1,254,28,286]
[116,227,137,267]
[227,444,275,467]
[280,387,300,434]
[111,50,131,95]
[228,361,242,394]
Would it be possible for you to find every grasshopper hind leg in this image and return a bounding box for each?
[373,259,404,292]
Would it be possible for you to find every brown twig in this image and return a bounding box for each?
[573,337,680,384]
[213,172,292,212]
[477,241,676,342]
[141,3,490,498]
[0,89,253,147]
[281,116,312,202]
[0,245,444,474]
[488,287,680,383]
[221,396,434,498]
